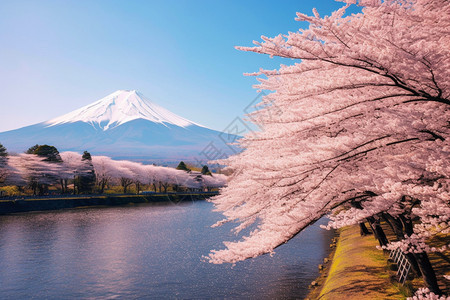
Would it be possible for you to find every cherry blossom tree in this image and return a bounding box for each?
[144,165,160,192]
[203,173,227,190]
[59,151,82,193]
[7,154,61,195]
[114,160,143,193]
[90,156,227,194]
[207,0,449,294]
[0,143,9,186]
[3,152,227,195]
[59,151,96,194]
[91,156,120,194]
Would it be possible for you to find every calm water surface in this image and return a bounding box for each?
[0,200,333,299]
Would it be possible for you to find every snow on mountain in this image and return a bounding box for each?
[0,90,240,163]
[46,90,205,130]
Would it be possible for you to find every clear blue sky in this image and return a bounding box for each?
[0,0,352,132]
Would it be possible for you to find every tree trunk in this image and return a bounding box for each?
[38,184,45,196]
[366,217,389,247]
[359,222,371,236]
[400,215,441,294]
[413,252,442,295]
[60,179,65,194]
[383,214,421,276]
[135,182,140,194]
[32,183,37,195]
[101,181,106,194]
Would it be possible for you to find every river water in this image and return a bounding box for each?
[0,200,333,299]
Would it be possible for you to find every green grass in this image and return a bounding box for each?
[317,225,405,300]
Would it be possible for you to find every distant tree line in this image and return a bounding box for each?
[0,143,226,196]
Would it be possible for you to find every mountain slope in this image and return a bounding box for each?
[0,90,239,163]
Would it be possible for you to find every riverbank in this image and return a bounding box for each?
[307,225,406,299]
[0,192,217,214]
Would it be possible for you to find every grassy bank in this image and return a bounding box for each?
[0,192,217,214]
[308,225,406,300]
[307,223,450,299]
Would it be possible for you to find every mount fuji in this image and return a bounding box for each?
[0,90,239,163]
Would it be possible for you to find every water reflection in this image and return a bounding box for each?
[0,201,333,299]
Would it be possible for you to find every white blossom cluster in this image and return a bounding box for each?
[408,288,450,300]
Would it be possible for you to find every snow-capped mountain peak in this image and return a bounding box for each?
[0,89,240,162]
[46,90,204,130]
